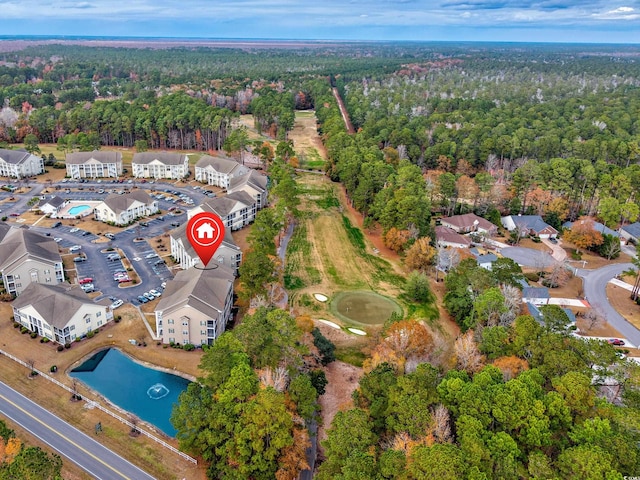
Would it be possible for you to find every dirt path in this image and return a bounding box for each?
[332,87,355,134]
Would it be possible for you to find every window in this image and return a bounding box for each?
[97,320,102,326]
[200,320,206,326]
[86,317,91,323]
[182,321,188,326]
[168,328,175,334]
[168,319,174,325]
[201,330,206,336]
[169,338,175,343]
[182,330,189,335]
[96,311,102,317]
[16,283,21,288]
[70,325,75,331]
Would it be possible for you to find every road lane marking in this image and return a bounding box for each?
[0,392,134,480]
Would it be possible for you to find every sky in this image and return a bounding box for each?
[1,0,639,44]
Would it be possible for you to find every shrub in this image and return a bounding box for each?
[57,345,64,352]
[183,343,195,351]
[87,331,94,339]
[30,332,37,339]
[13,322,19,328]
[571,250,582,260]
[65,343,71,349]
[531,236,541,243]
[20,327,28,334]
[74,337,81,342]
[50,365,57,373]
[42,337,49,343]
[524,272,539,282]
[114,317,121,323]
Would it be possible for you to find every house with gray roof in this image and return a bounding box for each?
[132,152,189,179]
[441,213,498,237]
[620,222,640,244]
[37,195,67,217]
[522,286,550,305]
[12,282,111,345]
[65,151,122,179]
[188,191,257,231]
[563,220,619,238]
[435,226,471,249]
[0,223,64,296]
[0,149,44,179]
[501,215,558,239]
[195,154,250,189]
[228,170,268,209]
[170,223,242,274]
[154,264,234,346]
[469,247,498,270]
[93,190,158,226]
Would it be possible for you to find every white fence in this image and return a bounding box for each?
[0,349,197,464]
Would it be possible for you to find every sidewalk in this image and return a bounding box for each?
[610,278,633,291]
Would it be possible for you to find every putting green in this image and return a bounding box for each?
[331,290,402,326]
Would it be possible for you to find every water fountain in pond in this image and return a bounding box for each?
[147,383,170,400]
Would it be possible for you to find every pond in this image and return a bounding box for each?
[70,349,190,436]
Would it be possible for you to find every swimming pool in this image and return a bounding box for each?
[68,204,91,216]
[70,349,190,436]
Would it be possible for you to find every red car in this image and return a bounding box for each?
[79,277,93,285]
[9,213,20,217]
[608,338,625,346]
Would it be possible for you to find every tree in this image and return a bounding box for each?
[311,328,336,365]
[383,227,411,253]
[238,249,277,301]
[454,331,485,374]
[598,197,622,228]
[471,287,508,329]
[404,237,436,272]
[23,133,40,154]
[404,271,433,303]
[491,257,524,288]
[563,217,604,252]
[544,261,571,288]
[223,126,249,164]
[540,305,572,334]
[134,139,148,152]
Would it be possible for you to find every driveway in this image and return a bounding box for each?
[541,238,567,262]
[578,263,640,348]
[501,246,556,268]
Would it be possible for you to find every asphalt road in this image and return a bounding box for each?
[0,380,156,480]
[579,263,640,347]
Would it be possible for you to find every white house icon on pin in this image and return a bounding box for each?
[196,222,215,239]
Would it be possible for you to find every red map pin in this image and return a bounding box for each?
[186,212,226,267]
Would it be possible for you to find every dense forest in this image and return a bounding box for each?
[1,41,640,479]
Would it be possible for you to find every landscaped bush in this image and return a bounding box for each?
[531,236,541,243]
[86,331,94,339]
[30,332,37,339]
[57,345,64,352]
[20,327,28,334]
[50,365,57,373]
[65,343,71,349]
[571,250,582,260]
[183,343,195,351]
[524,272,539,282]
[13,322,19,328]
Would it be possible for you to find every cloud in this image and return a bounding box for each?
[593,6,640,20]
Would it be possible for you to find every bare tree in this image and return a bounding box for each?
[545,262,571,288]
[259,366,289,392]
[500,284,522,326]
[26,358,36,375]
[454,331,485,374]
[431,404,452,443]
[129,414,141,437]
[583,309,604,332]
[71,379,81,401]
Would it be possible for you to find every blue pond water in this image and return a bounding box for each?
[68,204,90,216]
[70,349,190,436]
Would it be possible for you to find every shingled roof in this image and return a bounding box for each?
[197,191,255,217]
[102,190,153,214]
[155,264,234,319]
[66,150,122,164]
[0,149,34,165]
[229,170,268,191]
[196,154,242,174]
[171,223,239,259]
[13,282,94,329]
[132,152,187,165]
[0,224,61,271]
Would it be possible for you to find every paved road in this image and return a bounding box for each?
[578,263,640,347]
[0,380,156,480]
[501,246,556,268]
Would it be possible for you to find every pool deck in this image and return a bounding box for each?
[56,200,102,219]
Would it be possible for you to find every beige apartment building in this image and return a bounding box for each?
[65,151,123,179]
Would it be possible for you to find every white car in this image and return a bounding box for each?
[69,228,79,233]
[69,245,82,252]
[149,289,162,298]
[54,237,62,243]
[145,253,158,259]
[81,283,94,293]
[110,299,124,309]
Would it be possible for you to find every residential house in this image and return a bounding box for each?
[620,222,640,244]
[195,154,250,189]
[37,196,67,217]
[563,220,620,238]
[155,264,235,346]
[501,215,558,239]
[170,223,242,274]
[0,149,44,179]
[93,190,158,226]
[522,286,550,305]
[469,247,498,270]
[188,191,257,231]
[435,226,471,249]
[227,170,268,209]
[0,223,64,296]
[65,151,122,179]
[132,152,189,179]
[12,282,111,345]
[440,213,498,237]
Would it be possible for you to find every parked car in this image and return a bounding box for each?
[117,276,131,283]
[82,231,91,236]
[79,277,93,284]
[161,282,167,289]
[73,256,86,262]
[154,259,165,266]
[144,292,155,301]
[52,221,62,228]
[80,283,94,293]
[139,221,149,227]
[9,213,20,217]
[608,338,625,346]
[69,245,82,252]
[149,289,162,298]
[137,295,149,303]
[104,233,116,240]
[145,253,158,259]
[107,254,121,261]
[549,237,558,244]
[54,238,62,243]
[69,227,79,233]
